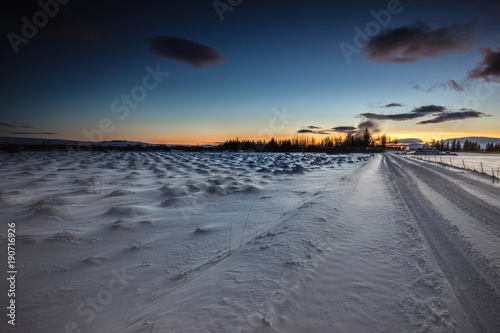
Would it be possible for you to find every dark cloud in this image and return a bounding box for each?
[148,36,227,69]
[298,123,381,136]
[9,132,57,135]
[358,112,424,121]
[467,46,500,82]
[417,110,490,124]
[411,83,422,90]
[297,125,343,135]
[384,103,404,107]
[441,79,467,92]
[364,21,475,63]
[417,46,500,91]
[298,126,360,135]
[359,105,446,121]
[0,122,34,129]
[416,79,469,92]
[331,126,356,133]
[357,120,380,136]
[412,105,446,114]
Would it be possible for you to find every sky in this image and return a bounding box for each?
[1,0,500,145]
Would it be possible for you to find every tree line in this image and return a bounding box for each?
[221,129,389,153]
[430,139,500,153]
[1,129,386,154]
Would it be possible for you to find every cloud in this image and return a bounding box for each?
[297,126,360,135]
[411,105,446,114]
[358,112,424,121]
[384,103,404,107]
[0,122,34,129]
[297,126,339,135]
[148,36,227,69]
[357,120,380,134]
[417,110,490,124]
[411,83,422,90]
[297,122,383,137]
[9,132,57,135]
[415,79,469,92]
[363,21,475,63]
[331,126,357,133]
[416,46,500,92]
[359,105,446,121]
[467,46,500,82]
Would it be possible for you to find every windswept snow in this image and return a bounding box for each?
[0,151,499,332]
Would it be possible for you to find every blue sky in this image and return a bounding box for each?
[1,0,500,144]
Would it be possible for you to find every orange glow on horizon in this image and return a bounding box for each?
[109,130,500,146]
[23,128,499,147]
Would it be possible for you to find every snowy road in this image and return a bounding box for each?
[384,155,500,332]
[250,154,500,333]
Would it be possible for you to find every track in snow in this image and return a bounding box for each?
[384,154,500,332]
[251,154,500,333]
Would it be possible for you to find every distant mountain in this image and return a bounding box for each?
[442,137,500,148]
[393,138,424,150]
[0,137,156,147]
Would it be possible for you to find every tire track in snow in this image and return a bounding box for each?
[249,155,459,332]
[396,156,500,235]
[384,154,500,332]
[403,155,500,203]
[388,156,500,289]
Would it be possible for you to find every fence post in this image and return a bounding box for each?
[481,162,484,174]
[462,160,466,169]
[450,158,452,166]
[493,170,496,184]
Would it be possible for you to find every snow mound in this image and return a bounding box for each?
[161,197,195,208]
[48,230,79,242]
[206,185,227,196]
[108,189,134,197]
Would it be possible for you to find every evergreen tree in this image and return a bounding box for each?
[363,128,371,146]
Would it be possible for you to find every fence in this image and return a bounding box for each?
[408,154,500,184]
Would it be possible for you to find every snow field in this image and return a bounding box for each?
[0,151,499,332]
